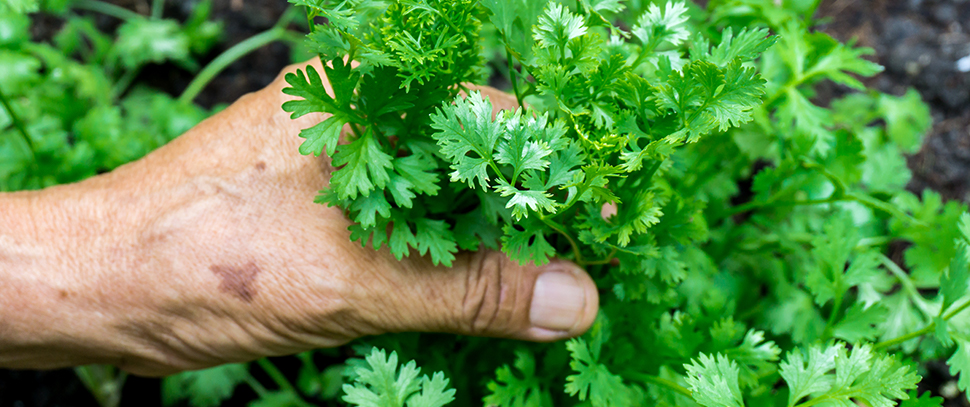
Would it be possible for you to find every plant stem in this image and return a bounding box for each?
[873,298,970,350]
[178,27,288,104]
[821,290,844,340]
[507,48,524,107]
[73,0,143,20]
[74,365,127,407]
[243,373,270,398]
[539,216,584,264]
[178,7,303,104]
[584,248,618,266]
[0,85,36,163]
[256,358,297,393]
[879,254,935,318]
[111,67,142,100]
[725,195,846,217]
[625,372,693,398]
[150,0,164,19]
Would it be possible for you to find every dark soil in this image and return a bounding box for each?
[3,0,970,406]
[817,0,970,203]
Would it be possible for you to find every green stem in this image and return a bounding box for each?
[73,0,143,20]
[74,365,127,407]
[243,373,270,398]
[873,299,970,350]
[507,48,524,107]
[0,85,36,163]
[150,0,164,19]
[256,358,296,393]
[539,216,584,265]
[626,372,693,398]
[584,248,618,266]
[879,254,934,318]
[111,67,142,100]
[726,195,846,217]
[178,27,288,104]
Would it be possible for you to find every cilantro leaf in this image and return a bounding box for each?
[685,353,744,407]
[780,344,919,407]
[112,19,191,69]
[484,350,550,407]
[414,218,458,267]
[631,1,689,50]
[948,338,970,401]
[533,2,587,51]
[565,338,630,407]
[330,131,394,200]
[342,348,456,407]
[298,113,347,157]
[940,213,970,313]
[430,91,503,190]
[501,217,556,265]
[161,363,248,407]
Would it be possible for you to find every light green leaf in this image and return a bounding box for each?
[684,353,744,407]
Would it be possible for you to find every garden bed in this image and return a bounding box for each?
[2,0,970,406]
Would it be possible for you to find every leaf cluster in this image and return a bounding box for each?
[0,3,221,190]
[278,0,970,406]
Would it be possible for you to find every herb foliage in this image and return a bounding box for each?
[4,0,970,406]
[280,0,970,406]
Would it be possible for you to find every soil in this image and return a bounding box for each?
[3,0,970,406]
[817,0,970,203]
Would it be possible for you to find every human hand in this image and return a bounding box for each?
[0,58,599,376]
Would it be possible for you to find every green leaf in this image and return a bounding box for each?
[430,91,503,190]
[832,303,889,343]
[685,353,744,407]
[484,350,550,407]
[298,113,347,157]
[113,19,190,69]
[0,0,37,14]
[780,344,919,407]
[702,27,777,66]
[940,215,970,313]
[414,218,458,267]
[899,391,944,407]
[282,65,341,118]
[330,131,394,200]
[501,217,556,265]
[948,337,970,400]
[162,363,248,407]
[631,1,689,50]
[878,89,931,153]
[495,111,554,179]
[565,338,630,407]
[533,1,587,51]
[342,348,456,407]
[496,179,557,221]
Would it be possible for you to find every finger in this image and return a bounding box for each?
[365,250,599,342]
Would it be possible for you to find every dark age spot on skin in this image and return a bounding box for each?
[58,290,69,299]
[210,262,261,302]
[255,161,267,171]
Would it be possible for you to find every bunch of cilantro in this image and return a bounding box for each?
[268,0,970,406]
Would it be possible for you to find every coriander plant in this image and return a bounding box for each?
[272,0,970,406]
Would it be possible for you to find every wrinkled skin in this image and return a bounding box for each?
[0,59,598,376]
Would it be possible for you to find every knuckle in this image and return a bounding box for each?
[459,251,521,336]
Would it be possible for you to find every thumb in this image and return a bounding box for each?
[372,251,599,342]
